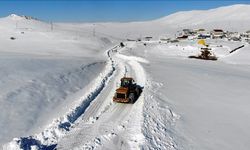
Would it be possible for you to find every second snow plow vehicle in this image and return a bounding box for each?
[189,47,217,60]
[189,39,217,61]
[113,77,142,103]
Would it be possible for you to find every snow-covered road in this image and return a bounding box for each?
[4,43,153,149]
[56,46,148,149]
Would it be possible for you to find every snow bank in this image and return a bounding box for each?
[0,13,117,146]
[3,52,116,149]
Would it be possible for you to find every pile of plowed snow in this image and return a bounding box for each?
[0,14,114,146]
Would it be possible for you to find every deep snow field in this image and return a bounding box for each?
[0,14,114,146]
[123,42,250,150]
[1,4,250,150]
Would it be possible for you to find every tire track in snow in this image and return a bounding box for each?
[56,48,148,150]
[55,57,128,150]
[116,48,180,149]
[86,54,148,149]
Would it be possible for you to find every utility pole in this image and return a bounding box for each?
[50,21,53,31]
[93,24,96,37]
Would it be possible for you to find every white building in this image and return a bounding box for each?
[211,29,225,39]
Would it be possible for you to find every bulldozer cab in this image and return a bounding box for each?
[120,77,134,88]
[201,47,212,58]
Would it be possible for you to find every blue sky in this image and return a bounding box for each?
[0,0,250,22]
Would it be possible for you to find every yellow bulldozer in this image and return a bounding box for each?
[189,39,217,60]
[113,77,142,103]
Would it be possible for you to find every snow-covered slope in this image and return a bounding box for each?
[0,14,115,146]
[59,4,250,41]
[156,4,250,31]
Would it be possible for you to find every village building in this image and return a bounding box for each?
[198,33,211,39]
[211,29,225,39]
[175,30,190,40]
[226,32,241,41]
[192,28,205,35]
[240,30,250,43]
[182,29,194,35]
[190,29,210,39]
[169,39,179,43]
[240,30,250,38]
[195,28,206,33]
[245,38,250,44]
[160,38,171,42]
[144,36,153,41]
[176,35,188,40]
[127,39,136,41]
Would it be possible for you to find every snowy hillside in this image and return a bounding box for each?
[0,14,115,146]
[1,4,250,150]
[156,4,250,31]
[63,4,250,40]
